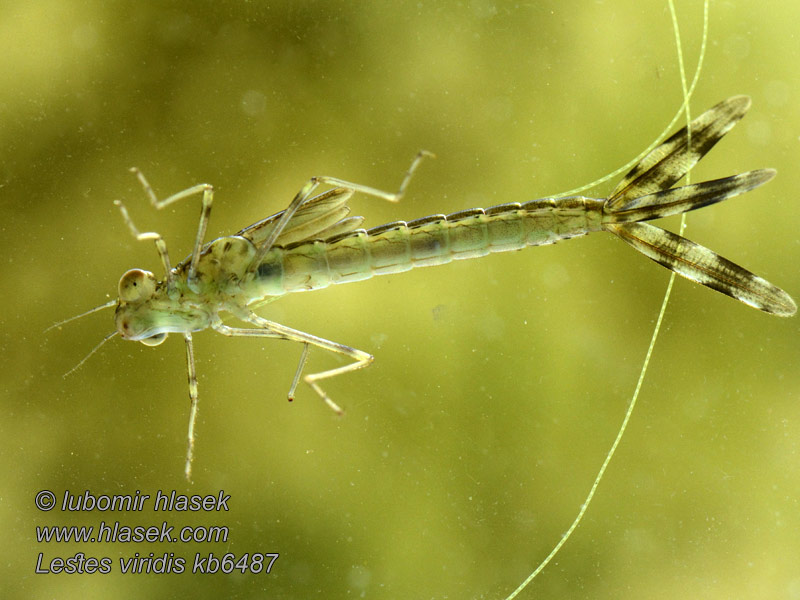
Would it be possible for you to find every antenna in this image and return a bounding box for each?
[63,331,118,377]
[45,299,117,333]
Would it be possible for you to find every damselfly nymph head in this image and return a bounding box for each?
[115,268,211,345]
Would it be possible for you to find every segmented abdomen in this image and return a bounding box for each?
[256,196,604,295]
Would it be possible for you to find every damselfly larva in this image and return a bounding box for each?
[55,96,796,479]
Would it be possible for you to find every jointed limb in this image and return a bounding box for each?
[183,317,291,481]
[117,168,214,287]
[212,313,374,414]
[248,150,434,269]
[288,343,310,402]
[184,332,199,482]
[114,199,176,285]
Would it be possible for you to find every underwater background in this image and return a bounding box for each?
[2,0,799,598]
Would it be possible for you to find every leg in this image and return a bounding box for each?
[212,313,374,414]
[310,149,433,203]
[249,150,434,269]
[287,343,310,402]
[127,168,214,286]
[114,199,176,285]
[184,333,199,481]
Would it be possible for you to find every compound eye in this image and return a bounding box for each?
[118,269,156,302]
[140,332,167,346]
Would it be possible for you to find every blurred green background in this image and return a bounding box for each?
[2,0,798,598]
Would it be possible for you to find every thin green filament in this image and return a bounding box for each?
[502,1,708,598]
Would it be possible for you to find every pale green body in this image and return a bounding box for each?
[100,96,794,480]
[122,196,604,340]
[251,196,604,297]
